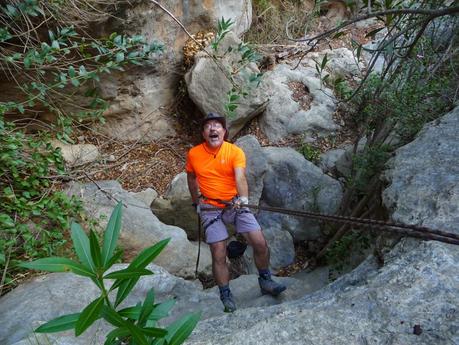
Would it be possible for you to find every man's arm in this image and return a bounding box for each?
[234,167,249,204]
[187,171,200,204]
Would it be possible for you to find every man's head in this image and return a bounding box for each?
[202,112,228,148]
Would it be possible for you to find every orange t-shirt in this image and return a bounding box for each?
[185,141,246,206]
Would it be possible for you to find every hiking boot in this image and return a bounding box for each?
[220,289,237,313]
[258,276,286,296]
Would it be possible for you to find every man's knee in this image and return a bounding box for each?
[210,241,227,265]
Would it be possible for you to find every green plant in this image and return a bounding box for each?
[298,143,321,164]
[0,0,164,294]
[211,18,263,119]
[324,229,371,270]
[19,202,200,344]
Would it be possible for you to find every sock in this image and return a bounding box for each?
[219,284,231,296]
[258,269,271,280]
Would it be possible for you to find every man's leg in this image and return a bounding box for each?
[210,240,230,286]
[210,240,237,312]
[241,230,269,270]
[242,229,286,296]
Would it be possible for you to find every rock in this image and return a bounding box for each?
[0,264,220,345]
[334,137,367,177]
[260,147,343,241]
[152,173,199,239]
[185,31,268,139]
[234,135,268,205]
[382,106,459,229]
[50,140,99,166]
[319,148,346,174]
[69,1,253,142]
[129,187,158,207]
[301,48,364,81]
[243,216,295,274]
[259,64,338,143]
[67,181,212,277]
[1,266,309,345]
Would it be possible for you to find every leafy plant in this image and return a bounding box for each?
[0,0,164,294]
[210,18,263,119]
[19,202,200,344]
[298,143,321,164]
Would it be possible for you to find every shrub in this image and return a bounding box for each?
[20,202,200,345]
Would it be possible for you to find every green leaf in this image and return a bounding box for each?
[35,313,80,333]
[365,27,384,39]
[104,327,130,345]
[138,288,155,327]
[68,65,76,77]
[124,322,149,345]
[101,305,125,328]
[114,277,139,307]
[321,53,328,70]
[19,257,96,278]
[115,52,124,63]
[101,202,123,267]
[149,299,176,321]
[165,312,201,345]
[141,327,168,338]
[130,238,170,269]
[105,249,123,269]
[75,296,104,336]
[89,230,102,268]
[104,267,153,280]
[71,222,95,272]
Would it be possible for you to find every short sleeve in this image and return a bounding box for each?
[185,151,194,173]
[232,146,246,168]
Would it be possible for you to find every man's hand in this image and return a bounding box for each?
[233,196,249,208]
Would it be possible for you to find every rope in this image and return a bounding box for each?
[199,202,459,246]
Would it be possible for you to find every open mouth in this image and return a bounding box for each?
[209,134,219,139]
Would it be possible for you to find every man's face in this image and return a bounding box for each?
[202,120,226,148]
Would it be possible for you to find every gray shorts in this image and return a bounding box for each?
[200,207,261,244]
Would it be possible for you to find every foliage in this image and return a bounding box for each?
[325,229,372,270]
[211,18,263,119]
[0,0,162,140]
[298,143,321,164]
[0,0,163,294]
[19,202,200,344]
[0,121,83,294]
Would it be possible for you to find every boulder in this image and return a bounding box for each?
[382,106,459,229]
[319,148,346,174]
[50,140,99,166]
[152,172,198,239]
[1,265,309,345]
[234,135,268,206]
[259,64,338,143]
[76,1,253,141]
[67,181,211,277]
[260,147,343,241]
[185,31,268,138]
[129,187,158,207]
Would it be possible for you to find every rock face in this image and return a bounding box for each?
[259,64,338,143]
[185,31,268,138]
[180,107,459,345]
[67,180,212,277]
[51,140,100,166]
[99,0,252,141]
[260,147,343,241]
[383,106,459,229]
[0,265,308,345]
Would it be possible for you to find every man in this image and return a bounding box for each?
[186,112,286,312]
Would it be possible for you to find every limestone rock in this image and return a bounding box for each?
[50,140,99,166]
[260,147,343,241]
[234,135,268,206]
[259,64,338,143]
[185,31,268,138]
[383,106,459,230]
[67,181,211,277]
[129,187,158,207]
[152,173,198,239]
